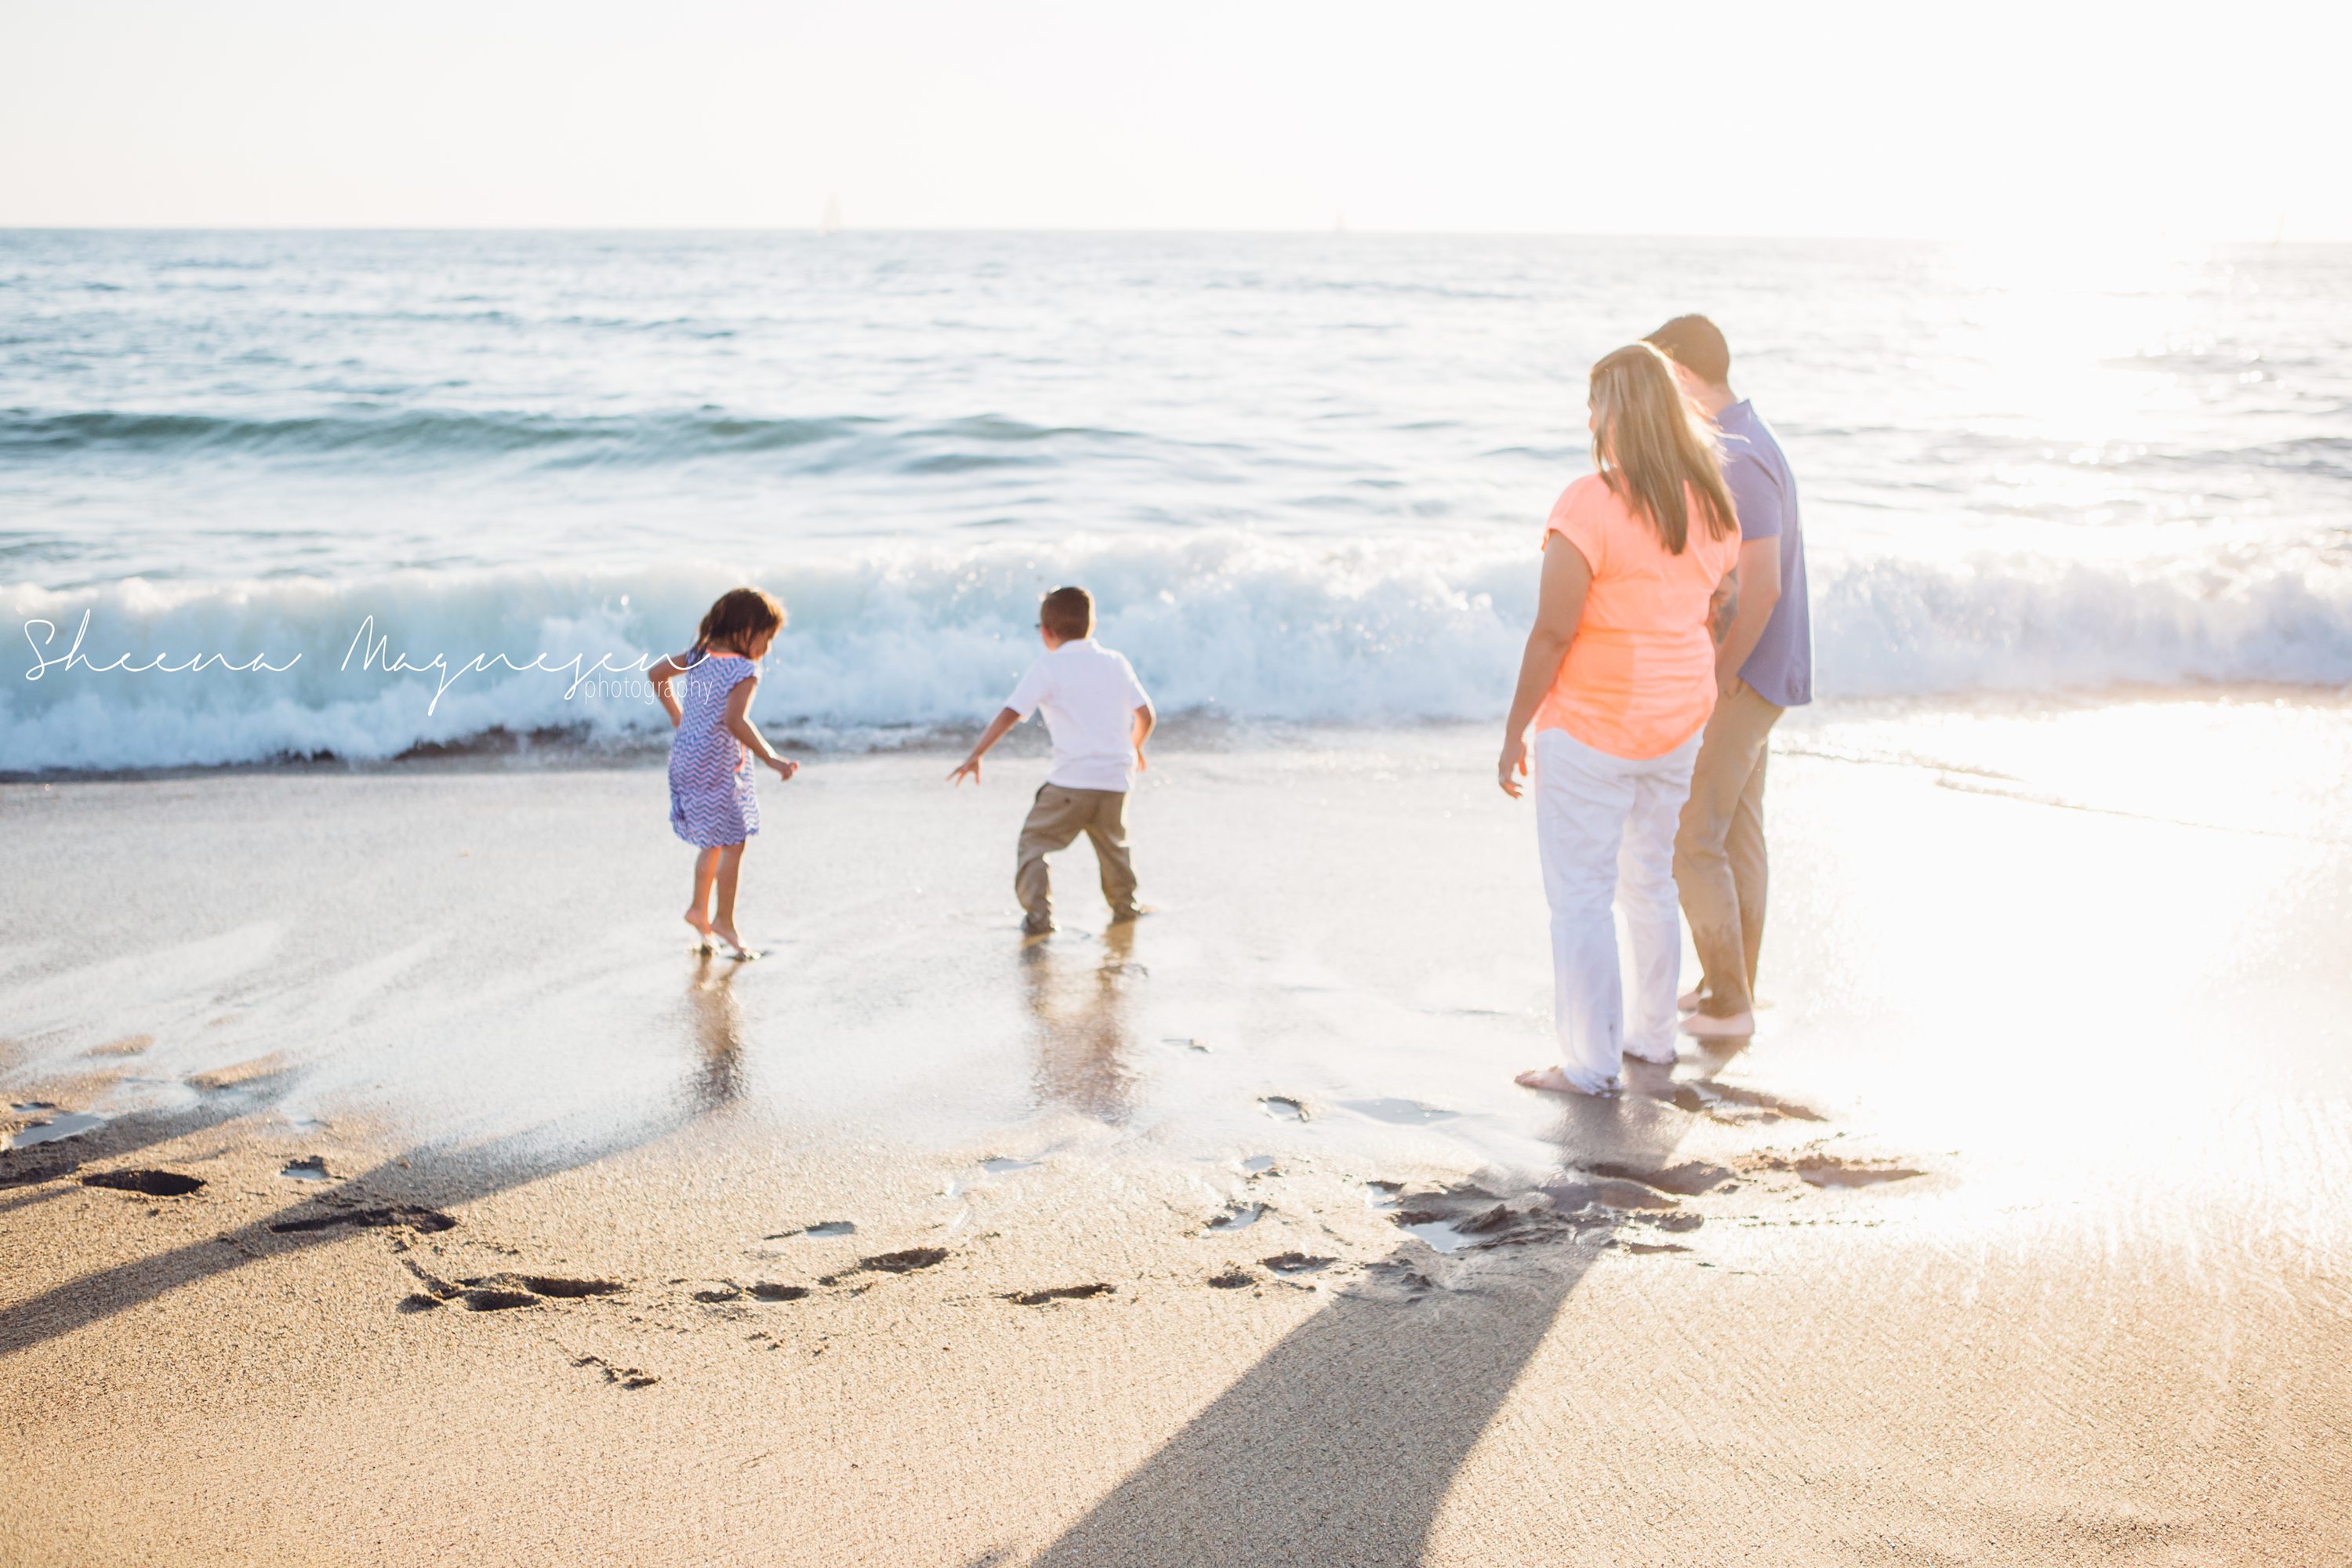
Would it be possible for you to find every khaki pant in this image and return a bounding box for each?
[1672,682,1783,1017]
[1016,784,1138,927]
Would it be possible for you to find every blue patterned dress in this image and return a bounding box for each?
[668,652,761,847]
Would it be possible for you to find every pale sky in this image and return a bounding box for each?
[1,0,2343,240]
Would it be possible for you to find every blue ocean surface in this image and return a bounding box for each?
[3,230,2348,770]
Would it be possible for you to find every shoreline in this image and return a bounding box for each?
[5,695,2349,1563]
[5,681,2346,786]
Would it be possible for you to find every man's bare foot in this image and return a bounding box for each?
[684,909,715,953]
[1514,1065,1617,1097]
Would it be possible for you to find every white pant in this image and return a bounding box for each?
[1534,726,1702,1092]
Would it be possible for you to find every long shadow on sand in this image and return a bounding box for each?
[0,963,748,1360]
[1029,1077,1708,1567]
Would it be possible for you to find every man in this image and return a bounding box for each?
[1645,315,1812,1039]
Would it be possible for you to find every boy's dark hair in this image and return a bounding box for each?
[1039,586,1094,641]
[695,586,786,653]
[1644,314,1732,387]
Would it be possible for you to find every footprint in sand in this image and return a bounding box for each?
[471,1273,622,1299]
[1790,1156,1923,1188]
[271,1203,456,1235]
[1390,1184,1574,1254]
[1260,1251,1335,1276]
[750,1282,809,1302]
[1662,1081,1827,1125]
[456,1288,536,1312]
[82,1169,205,1198]
[1584,1160,1735,1197]
[1744,1151,1926,1189]
[1006,1283,1116,1306]
[817,1247,950,1286]
[1258,1096,1307,1122]
[400,1270,622,1312]
[1205,1201,1263,1232]
[573,1355,657,1390]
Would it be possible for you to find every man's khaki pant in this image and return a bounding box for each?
[1672,682,1784,1018]
[1016,784,1138,927]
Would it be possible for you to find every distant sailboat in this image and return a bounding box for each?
[820,194,845,235]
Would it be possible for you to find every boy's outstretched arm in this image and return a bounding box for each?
[950,707,1022,786]
[1131,702,1156,772]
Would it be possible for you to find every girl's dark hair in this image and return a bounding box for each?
[695,586,786,655]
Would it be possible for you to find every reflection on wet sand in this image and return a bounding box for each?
[685,956,746,1111]
[1022,925,1140,1123]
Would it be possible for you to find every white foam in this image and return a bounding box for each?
[5,535,2349,771]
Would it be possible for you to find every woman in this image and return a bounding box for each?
[1498,342,1741,1096]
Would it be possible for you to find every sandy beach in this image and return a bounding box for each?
[4,693,2348,1565]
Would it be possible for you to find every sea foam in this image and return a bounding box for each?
[6,535,2348,772]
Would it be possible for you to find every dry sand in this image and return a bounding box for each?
[3,697,2349,1565]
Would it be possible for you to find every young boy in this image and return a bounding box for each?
[949,586,1156,937]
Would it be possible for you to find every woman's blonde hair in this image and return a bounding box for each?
[1588,342,1737,554]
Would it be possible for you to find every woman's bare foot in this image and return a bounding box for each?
[684,909,715,953]
[710,921,760,961]
[1514,1065,1614,1097]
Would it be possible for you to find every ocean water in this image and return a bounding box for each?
[3,230,2348,771]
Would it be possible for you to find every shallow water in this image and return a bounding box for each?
[3,697,2345,1226]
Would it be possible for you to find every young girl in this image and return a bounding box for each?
[650,587,799,960]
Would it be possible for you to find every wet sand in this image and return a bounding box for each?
[4,696,2350,1565]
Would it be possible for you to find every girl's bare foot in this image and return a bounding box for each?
[710,921,760,961]
[684,909,715,953]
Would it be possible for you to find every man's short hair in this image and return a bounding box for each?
[1645,314,1732,387]
[1040,586,1094,640]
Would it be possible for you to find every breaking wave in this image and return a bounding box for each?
[5,536,2349,772]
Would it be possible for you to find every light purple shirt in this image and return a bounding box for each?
[1718,401,1812,707]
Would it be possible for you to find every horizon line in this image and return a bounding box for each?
[2,223,2345,247]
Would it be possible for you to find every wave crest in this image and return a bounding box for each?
[5,537,2348,771]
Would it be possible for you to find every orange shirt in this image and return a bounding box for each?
[1534,474,1740,760]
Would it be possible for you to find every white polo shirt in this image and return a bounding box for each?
[1005,638,1152,793]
